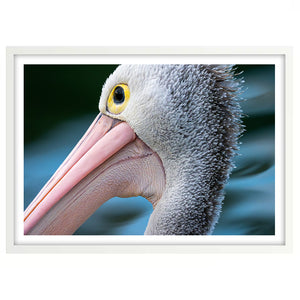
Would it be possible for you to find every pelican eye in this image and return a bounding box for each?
[107,84,130,114]
[113,86,125,104]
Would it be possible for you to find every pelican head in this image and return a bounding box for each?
[24,64,242,235]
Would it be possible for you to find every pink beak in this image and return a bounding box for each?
[24,113,136,235]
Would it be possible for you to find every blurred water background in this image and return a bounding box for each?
[24,64,275,235]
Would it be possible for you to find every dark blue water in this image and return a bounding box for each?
[24,65,275,235]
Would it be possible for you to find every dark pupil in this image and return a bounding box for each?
[113,86,125,104]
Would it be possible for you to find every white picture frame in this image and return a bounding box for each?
[6,46,293,253]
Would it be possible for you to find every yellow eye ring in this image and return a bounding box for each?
[107,84,130,115]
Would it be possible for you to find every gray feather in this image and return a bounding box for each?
[143,65,243,234]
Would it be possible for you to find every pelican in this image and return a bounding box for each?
[24,64,242,235]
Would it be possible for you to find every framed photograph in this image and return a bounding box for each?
[6,47,292,253]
